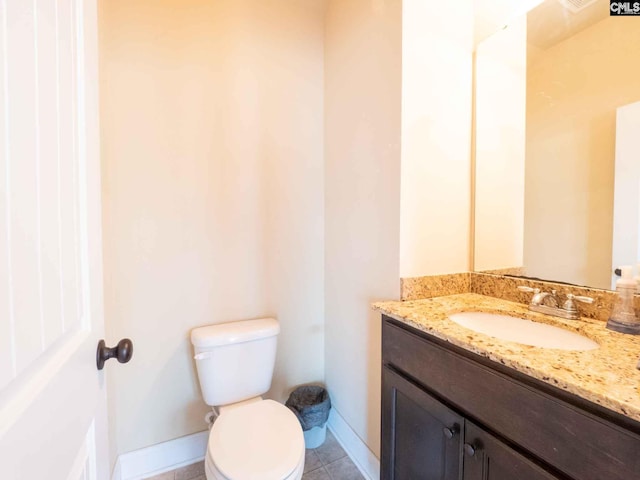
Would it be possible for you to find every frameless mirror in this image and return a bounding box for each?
[472,0,640,290]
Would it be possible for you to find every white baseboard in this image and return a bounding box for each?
[111,430,208,480]
[327,408,380,480]
[111,409,380,480]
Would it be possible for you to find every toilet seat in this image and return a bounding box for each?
[205,455,304,480]
[207,399,305,480]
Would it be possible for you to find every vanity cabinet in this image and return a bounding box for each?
[382,366,462,480]
[383,367,556,480]
[381,316,640,480]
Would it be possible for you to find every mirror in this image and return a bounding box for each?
[472,0,640,290]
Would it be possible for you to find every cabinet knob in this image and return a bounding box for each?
[463,443,476,457]
[442,426,457,439]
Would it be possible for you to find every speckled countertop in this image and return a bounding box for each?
[373,293,640,422]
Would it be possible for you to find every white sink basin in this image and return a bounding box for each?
[448,312,599,351]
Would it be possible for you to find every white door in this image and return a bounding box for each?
[0,1,109,479]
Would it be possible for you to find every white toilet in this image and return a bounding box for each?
[191,318,305,480]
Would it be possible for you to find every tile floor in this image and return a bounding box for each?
[145,460,205,480]
[301,431,364,480]
[145,431,364,480]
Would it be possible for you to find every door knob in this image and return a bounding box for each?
[97,338,133,370]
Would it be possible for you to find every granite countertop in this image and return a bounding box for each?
[373,293,640,422]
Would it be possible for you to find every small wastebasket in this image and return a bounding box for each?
[286,385,331,449]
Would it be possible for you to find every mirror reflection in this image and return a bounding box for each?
[473,0,640,290]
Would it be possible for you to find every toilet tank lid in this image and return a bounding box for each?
[191,318,279,348]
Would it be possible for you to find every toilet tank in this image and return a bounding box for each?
[191,318,279,407]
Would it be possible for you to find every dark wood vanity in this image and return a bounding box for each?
[381,316,640,480]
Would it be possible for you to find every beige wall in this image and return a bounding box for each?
[324,0,401,458]
[399,0,473,278]
[99,0,325,460]
[525,17,640,289]
[474,16,526,272]
[100,0,477,467]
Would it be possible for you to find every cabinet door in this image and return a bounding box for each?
[382,367,463,480]
[462,422,559,480]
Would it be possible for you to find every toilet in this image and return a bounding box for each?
[191,318,305,480]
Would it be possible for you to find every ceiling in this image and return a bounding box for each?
[527,0,609,50]
[474,0,544,45]
[474,0,609,49]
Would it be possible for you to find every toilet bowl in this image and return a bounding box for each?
[191,318,305,480]
[205,399,305,480]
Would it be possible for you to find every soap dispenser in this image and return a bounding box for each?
[606,265,640,335]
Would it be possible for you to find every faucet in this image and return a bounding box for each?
[517,286,593,320]
[530,289,559,307]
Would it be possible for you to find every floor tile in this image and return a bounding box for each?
[302,466,332,480]
[304,449,323,473]
[144,471,174,480]
[174,461,205,480]
[324,456,364,480]
[314,431,347,465]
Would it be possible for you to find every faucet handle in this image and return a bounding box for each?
[562,293,594,316]
[567,293,594,304]
[517,286,540,294]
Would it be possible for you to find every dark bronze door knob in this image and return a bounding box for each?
[97,338,133,370]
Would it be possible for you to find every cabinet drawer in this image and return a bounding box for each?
[382,318,640,480]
